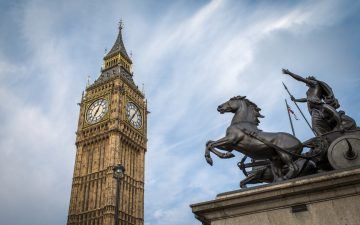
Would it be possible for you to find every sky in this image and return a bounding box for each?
[0,0,360,225]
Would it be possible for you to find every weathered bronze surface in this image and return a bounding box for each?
[205,95,303,182]
[282,69,356,135]
[205,69,360,187]
[328,134,360,169]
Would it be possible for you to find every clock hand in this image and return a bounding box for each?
[129,109,138,122]
[94,105,101,117]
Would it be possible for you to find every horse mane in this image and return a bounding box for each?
[230,96,265,125]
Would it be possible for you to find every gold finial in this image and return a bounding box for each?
[118,19,123,30]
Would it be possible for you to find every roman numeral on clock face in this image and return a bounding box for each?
[86,99,109,124]
[126,102,142,129]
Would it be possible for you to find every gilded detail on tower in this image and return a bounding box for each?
[104,54,132,72]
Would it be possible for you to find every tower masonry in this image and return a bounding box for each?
[67,23,147,225]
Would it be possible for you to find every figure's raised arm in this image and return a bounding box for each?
[292,97,307,103]
[282,69,313,86]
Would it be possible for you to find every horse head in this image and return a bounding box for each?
[217,96,246,114]
[217,96,264,125]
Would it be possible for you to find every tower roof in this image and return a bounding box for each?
[104,21,132,63]
[91,21,138,89]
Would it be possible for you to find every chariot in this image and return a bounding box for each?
[238,129,360,188]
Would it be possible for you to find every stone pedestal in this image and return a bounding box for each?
[191,166,360,225]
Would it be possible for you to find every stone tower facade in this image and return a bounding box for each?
[67,23,147,225]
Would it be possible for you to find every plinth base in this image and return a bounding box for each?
[191,166,360,225]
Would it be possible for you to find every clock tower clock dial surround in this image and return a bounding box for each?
[67,23,147,225]
[86,98,109,124]
[126,102,142,129]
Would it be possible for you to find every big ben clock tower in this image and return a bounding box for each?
[67,22,147,225]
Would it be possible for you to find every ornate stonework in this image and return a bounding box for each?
[67,24,147,225]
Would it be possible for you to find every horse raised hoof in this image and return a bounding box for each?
[240,182,247,188]
[224,152,235,158]
[205,156,213,166]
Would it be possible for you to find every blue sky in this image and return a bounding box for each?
[1,0,360,225]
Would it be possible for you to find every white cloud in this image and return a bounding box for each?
[140,1,360,224]
[1,0,360,225]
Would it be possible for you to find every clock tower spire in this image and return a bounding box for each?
[104,20,132,65]
[96,20,135,85]
[67,22,147,225]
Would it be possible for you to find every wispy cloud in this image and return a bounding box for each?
[140,1,360,224]
[0,0,360,225]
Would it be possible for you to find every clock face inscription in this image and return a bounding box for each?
[86,99,109,124]
[126,102,142,129]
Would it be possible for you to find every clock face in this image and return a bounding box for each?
[86,99,109,124]
[126,102,142,129]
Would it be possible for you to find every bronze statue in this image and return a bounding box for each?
[237,156,273,188]
[237,156,317,188]
[205,69,360,188]
[204,96,303,181]
[282,69,342,136]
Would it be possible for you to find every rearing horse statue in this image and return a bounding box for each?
[205,96,303,181]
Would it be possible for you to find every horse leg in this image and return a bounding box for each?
[277,151,299,180]
[205,135,238,165]
[204,142,213,166]
[240,173,256,188]
[208,136,237,158]
[205,138,234,165]
[206,141,234,158]
[270,159,283,182]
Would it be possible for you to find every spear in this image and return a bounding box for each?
[282,82,316,136]
[285,99,296,136]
